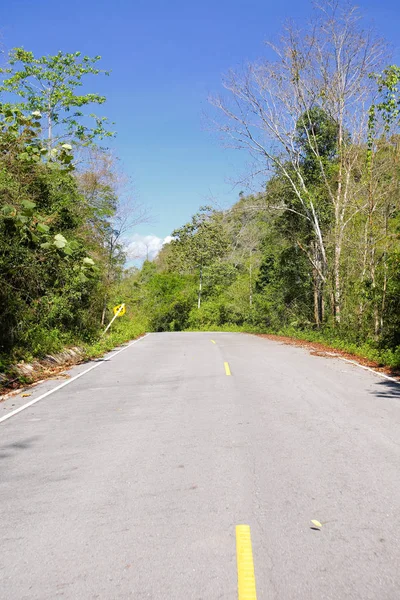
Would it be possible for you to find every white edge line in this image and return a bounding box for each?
[257,333,400,386]
[0,334,148,424]
[336,355,400,384]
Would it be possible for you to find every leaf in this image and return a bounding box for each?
[54,233,67,242]
[37,223,49,233]
[40,242,51,249]
[21,200,36,210]
[1,204,15,216]
[82,257,95,265]
[16,214,29,224]
[21,393,31,397]
[78,272,88,283]
[311,520,322,528]
[61,143,72,150]
[53,233,67,249]
[31,110,42,117]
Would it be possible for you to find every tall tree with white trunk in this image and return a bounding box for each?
[211,0,386,324]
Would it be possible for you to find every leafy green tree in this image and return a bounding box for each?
[295,107,339,184]
[0,104,103,358]
[0,48,113,148]
[169,207,229,308]
[369,65,400,141]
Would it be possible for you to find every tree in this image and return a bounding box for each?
[369,65,400,140]
[0,106,101,355]
[76,148,150,324]
[169,207,229,308]
[211,1,386,323]
[357,65,400,338]
[0,50,149,362]
[0,48,114,148]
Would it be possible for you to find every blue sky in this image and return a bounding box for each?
[1,0,399,257]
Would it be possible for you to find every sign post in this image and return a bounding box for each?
[102,303,126,336]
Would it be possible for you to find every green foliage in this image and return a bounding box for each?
[0,48,114,146]
[0,149,103,355]
[84,315,147,360]
[169,207,230,272]
[369,66,400,133]
[269,326,400,370]
[141,272,197,331]
[295,106,339,182]
[129,124,400,368]
[0,52,129,370]
[1,41,400,377]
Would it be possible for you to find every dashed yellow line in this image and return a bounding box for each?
[224,361,231,376]
[236,525,257,600]
[211,339,216,344]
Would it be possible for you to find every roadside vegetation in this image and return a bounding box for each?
[1,1,400,380]
[122,3,400,369]
[0,49,147,375]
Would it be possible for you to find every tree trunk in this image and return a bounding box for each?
[370,245,380,339]
[330,288,335,320]
[333,200,343,325]
[47,98,53,151]
[381,251,388,335]
[313,275,320,327]
[101,296,107,326]
[333,242,341,324]
[101,239,115,325]
[312,241,324,327]
[333,107,345,326]
[380,210,389,335]
[197,263,203,309]
[299,239,325,327]
[249,252,253,307]
[359,218,369,324]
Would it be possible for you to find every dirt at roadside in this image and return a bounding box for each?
[0,347,86,401]
[0,335,145,401]
[256,333,400,380]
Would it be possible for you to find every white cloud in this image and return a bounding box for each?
[125,234,172,261]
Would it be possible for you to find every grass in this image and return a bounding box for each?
[2,313,399,385]
[84,317,148,359]
[270,326,400,369]
[186,322,400,370]
[0,315,148,388]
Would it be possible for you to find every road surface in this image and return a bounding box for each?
[1,332,400,599]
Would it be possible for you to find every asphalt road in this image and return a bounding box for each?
[1,332,400,599]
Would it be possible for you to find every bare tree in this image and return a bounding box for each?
[77,147,150,324]
[211,0,386,324]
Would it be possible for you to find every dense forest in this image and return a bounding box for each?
[1,2,400,374]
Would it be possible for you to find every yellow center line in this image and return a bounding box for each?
[224,361,231,376]
[211,339,216,344]
[236,525,257,600]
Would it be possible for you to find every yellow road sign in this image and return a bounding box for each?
[113,303,126,317]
